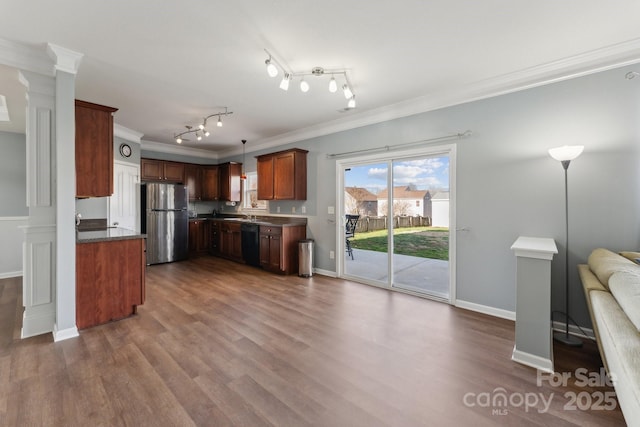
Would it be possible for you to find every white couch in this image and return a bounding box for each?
[579,248,640,425]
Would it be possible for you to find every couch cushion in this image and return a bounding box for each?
[609,271,640,332]
[588,248,638,290]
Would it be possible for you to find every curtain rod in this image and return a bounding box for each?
[326,130,472,159]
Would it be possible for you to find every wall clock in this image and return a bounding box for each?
[119,143,132,158]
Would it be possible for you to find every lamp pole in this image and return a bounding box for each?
[548,146,584,347]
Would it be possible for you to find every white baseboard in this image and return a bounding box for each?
[552,320,595,340]
[512,346,554,373]
[313,268,337,278]
[0,271,22,279]
[53,325,79,342]
[455,299,516,321]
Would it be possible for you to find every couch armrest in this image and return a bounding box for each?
[578,264,610,372]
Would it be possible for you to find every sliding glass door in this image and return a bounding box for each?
[339,146,454,301]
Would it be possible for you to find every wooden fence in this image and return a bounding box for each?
[353,215,431,233]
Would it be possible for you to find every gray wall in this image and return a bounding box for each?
[147,64,640,328]
[0,131,27,216]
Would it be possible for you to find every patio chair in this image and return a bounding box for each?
[345,214,360,260]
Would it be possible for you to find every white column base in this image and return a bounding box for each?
[21,307,55,338]
[512,345,554,373]
[53,325,79,342]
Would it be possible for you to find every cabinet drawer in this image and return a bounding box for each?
[259,225,282,235]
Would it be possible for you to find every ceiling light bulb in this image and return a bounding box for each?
[348,96,356,109]
[204,130,210,137]
[343,84,353,99]
[198,123,205,130]
[329,76,337,93]
[196,134,202,141]
[300,79,310,93]
[266,59,278,77]
[217,117,223,127]
[176,137,182,144]
[279,73,290,91]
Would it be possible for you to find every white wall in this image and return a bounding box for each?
[0,217,27,278]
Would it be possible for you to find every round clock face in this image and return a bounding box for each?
[119,143,132,158]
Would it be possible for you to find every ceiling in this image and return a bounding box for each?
[1,1,640,154]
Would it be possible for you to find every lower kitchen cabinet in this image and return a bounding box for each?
[259,225,306,274]
[76,238,145,329]
[189,219,211,255]
[209,221,220,256]
[219,221,242,261]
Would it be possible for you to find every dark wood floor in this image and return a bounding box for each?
[0,257,626,426]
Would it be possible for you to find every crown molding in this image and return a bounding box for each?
[0,38,53,76]
[141,139,219,160]
[46,44,83,75]
[219,37,640,157]
[114,123,144,143]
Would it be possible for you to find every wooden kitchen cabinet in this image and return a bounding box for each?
[209,221,221,256]
[189,219,211,255]
[140,158,185,182]
[259,224,306,274]
[76,238,145,329]
[75,100,118,197]
[201,165,219,200]
[218,162,242,202]
[185,163,202,201]
[256,148,308,200]
[219,221,242,261]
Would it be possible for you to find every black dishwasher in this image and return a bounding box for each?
[241,223,260,267]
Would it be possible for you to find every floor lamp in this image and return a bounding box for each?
[549,145,584,347]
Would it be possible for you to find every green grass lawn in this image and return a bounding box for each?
[350,226,449,260]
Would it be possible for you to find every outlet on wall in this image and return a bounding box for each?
[277,206,281,213]
[329,250,335,259]
[301,206,306,214]
[292,206,296,213]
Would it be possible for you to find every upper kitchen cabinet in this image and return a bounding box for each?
[140,158,185,182]
[201,165,219,201]
[184,163,202,201]
[75,100,118,197]
[218,162,242,202]
[256,148,308,200]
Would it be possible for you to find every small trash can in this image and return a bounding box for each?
[298,239,314,277]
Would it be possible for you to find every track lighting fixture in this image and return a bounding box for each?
[173,107,233,144]
[262,48,357,109]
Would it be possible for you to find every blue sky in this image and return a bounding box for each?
[345,156,449,194]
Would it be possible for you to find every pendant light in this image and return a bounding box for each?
[241,139,247,180]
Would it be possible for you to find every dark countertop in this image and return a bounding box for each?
[193,215,307,227]
[76,227,146,244]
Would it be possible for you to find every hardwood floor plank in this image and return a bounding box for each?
[0,259,626,426]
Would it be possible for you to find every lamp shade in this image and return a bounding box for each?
[548,145,584,162]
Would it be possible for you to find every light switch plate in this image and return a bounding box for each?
[328,206,335,214]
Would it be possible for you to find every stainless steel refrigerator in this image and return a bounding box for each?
[141,183,189,265]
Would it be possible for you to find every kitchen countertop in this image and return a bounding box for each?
[196,215,307,227]
[76,227,146,244]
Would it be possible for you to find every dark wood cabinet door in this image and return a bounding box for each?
[76,238,144,329]
[259,234,270,267]
[202,166,220,200]
[163,161,185,182]
[219,162,242,202]
[268,234,281,271]
[141,159,163,181]
[185,164,202,200]
[257,156,274,200]
[210,222,220,255]
[75,100,117,197]
[273,152,295,200]
[188,220,199,254]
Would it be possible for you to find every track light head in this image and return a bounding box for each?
[329,76,337,93]
[217,116,223,127]
[176,137,182,144]
[265,58,278,77]
[279,73,291,91]
[342,84,353,99]
[300,78,310,93]
[347,96,356,109]
[204,130,210,137]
